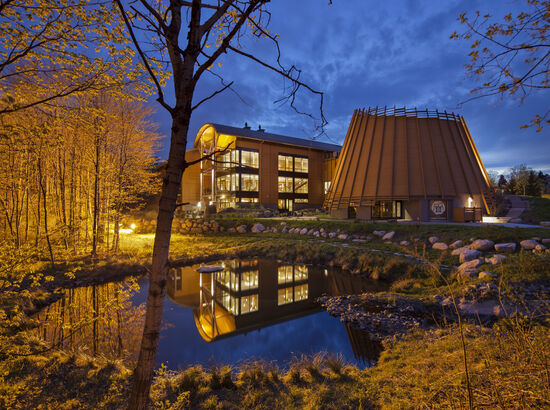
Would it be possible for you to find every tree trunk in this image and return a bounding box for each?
[127,109,190,409]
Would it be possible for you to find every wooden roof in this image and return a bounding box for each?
[324,107,493,212]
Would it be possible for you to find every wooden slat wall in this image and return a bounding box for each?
[324,107,492,211]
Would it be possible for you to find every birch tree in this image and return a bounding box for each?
[113,1,326,407]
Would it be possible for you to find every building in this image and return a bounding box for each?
[324,107,494,222]
[181,123,341,211]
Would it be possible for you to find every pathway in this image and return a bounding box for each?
[505,194,530,221]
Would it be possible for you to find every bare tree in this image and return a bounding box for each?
[452,0,550,131]
[113,1,326,407]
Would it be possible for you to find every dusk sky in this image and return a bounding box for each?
[152,0,549,174]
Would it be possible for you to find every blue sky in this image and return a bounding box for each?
[152,0,549,174]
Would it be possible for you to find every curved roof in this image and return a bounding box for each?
[324,107,493,212]
[194,123,341,152]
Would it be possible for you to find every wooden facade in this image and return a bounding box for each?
[181,123,341,211]
[324,107,494,222]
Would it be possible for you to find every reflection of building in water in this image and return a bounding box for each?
[167,259,388,364]
[345,325,382,366]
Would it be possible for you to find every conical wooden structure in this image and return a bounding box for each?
[325,107,494,221]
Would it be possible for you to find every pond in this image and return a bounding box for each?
[35,259,386,369]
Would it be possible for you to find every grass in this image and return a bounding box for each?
[522,195,550,224]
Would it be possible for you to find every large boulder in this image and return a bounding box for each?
[494,243,516,253]
[449,240,463,249]
[428,236,439,244]
[451,246,470,256]
[520,239,540,250]
[540,221,550,227]
[460,249,482,263]
[236,225,247,233]
[458,258,483,271]
[251,223,265,233]
[478,271,497,280]
[542,238,550,245]
[373,230,386,237]
[470,239,494,251]
[432,242,448,251]
[382,231,395,241]
[400,240,410,246]
[300,228,308,235]
[337,233,349,240]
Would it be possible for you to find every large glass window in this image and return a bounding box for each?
[372,200,403,219]
[277,287,293,305]
[240,270,259,291]
[241,150,259,168]
[294,265,308,281]
[278,155,293,171]
[294,178,308,194]
[278,176,293,193]
[294,157,308,173]
[241,294,258,314]
[295,284,308,301]
[216,175,230,191]
[241,174,259,191]
[278,265,293,284]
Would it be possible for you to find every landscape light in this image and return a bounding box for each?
[131,223,136,230]
[197,202,201,208]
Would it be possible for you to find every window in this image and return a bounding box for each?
[278,287,293,305]
[324,181,331,194]
[278,155,293,171]
[294,198,308,203]
[372,200,403,219]
[230,149,239,165]
[241,294,258,314]
[295,284,308,301]
[278,265,293,284]
[241,150,259,168]
[294,157,308,173]
[241,174,258,191]
[219,290,239,314]
[294,178,308,194]
[278,176,293,193]
[240,270,259,291]
[240,197,258,203]
[294,265,308,281]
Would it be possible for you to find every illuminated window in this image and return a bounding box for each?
[324,181,331,194]
[240,270,259,291]
[240,197,258,203]
[294,265,308,281]
[219,290,238,314]
[294,198,308,203]
[278,155,293,171]
[294,157,308,173]
[241,174,258,191]
[278,287,293,305]
[278,265,293,284]
[295,284,308,301]
[216,175,231,191]
[294,178,308,194]
[241,294,258,314]
[278,176,293,193]
[241,150,259,168]
[230,149,239,165]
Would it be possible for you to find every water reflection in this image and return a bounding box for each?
[35,279,145,361]
[36,259,385,367]
[167,259,385,364]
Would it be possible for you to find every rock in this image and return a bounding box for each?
[494,243,516,253]
[449,240,463,249]
[540,221,550,227]
[428,236,439,244]
[460,249,482,263]
[251,223,265,233]
[373,230,386,237]
[487,254,506,265]
[328,232,337,238]
[337,233,349,240]
[520,239,540,250]
[542,239,550,245]
[300,228,308,235]
[382,231,395,240]
[236,225,247,233]
[432,242,448,251]
[400,240,410,246]
[479,271,497,279]
[228,227,236,233]
[535,244,547,252]
[451,246,470,256]
[457,269,478,279]
[458,258,483,272]
[470,239,495,251]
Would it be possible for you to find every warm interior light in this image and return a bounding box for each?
[130,223,136,230]
[468,196,473,207]
[197,202,202,207]
[209,201,214,206]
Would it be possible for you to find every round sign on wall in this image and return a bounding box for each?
[431,200,446,216]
